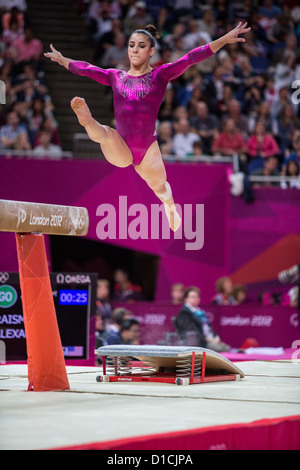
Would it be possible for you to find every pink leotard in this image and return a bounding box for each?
[69,43,213,165]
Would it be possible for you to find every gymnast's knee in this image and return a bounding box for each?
[151,181,171,198]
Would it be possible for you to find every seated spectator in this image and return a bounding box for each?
[218,55,243,91]
[0,1,27,12]
[123,1,153,36]
[216,84,234,118]
[188,140,203,158]
[189,101,220,154]
[16,63,48,96]
[0,110,27,150]
[172,117,200,157]
[92,2,113,43]
[34,116,61,147]
[222,99,248,138]
[2,17,23,47]
[106,318,140,345]
[32,130,62,159]
[211,276,237,305]
[182,19,211,51]
[176,73,204,108]
[232,285,247,305]
[267,13,294,45]
[14,79,44,112]
[264,75,278,109]
[173,106,190,123]
[211,118,247,157]
[94,17,122,62]
[158,85,178,122]
[100,32,128,69]
[276,104,299,155]
[105,307,133,335]
[273,53,297,92]
[171,0,196,22]
[251,155,280,187]
[1,6,24,31]
[157,120,173,157]
[170,282,185,305]
[8,26,43,65]
[197,9,217,39]
[152,45,171,69]
[258,0,282,23]
[163,22,186,50]
[14,130,31,151]
[213,0,235,24]
[282,130,300,170]
[243,75,268,116]
[27,96,56,144]
[175,286,230,352]
[170,36,186,63]
[247,121,280,172]
[272,34,299,66]
[248,102,276,135]
[113,268,144,302]
[271,86,293,119]
[240,28,266,58]
[186,85,208,117]
[95,279,112,328]
[280,160,300,189]
[204,65,226,115]
[95,313,107,364]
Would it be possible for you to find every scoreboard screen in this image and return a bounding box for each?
[0,272,97,361]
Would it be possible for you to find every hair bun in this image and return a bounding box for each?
[145,24,160,40]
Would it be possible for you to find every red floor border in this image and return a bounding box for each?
[53,415,300,451]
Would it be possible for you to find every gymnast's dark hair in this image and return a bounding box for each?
[132,24,160,48]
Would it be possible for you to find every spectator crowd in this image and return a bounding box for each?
[0,0,300,187]
[0,0,63,157]
[76,0,300,189]
[94,267,298,357]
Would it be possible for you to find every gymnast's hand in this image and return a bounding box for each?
[225,22,251,44]
[44,44,71,68]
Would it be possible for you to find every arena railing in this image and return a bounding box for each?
[0,149,73,159]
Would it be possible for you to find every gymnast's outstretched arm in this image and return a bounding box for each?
[44,44,71,69]
[44,44,112,86]
[209,21,251,53]
[159,22,251,82]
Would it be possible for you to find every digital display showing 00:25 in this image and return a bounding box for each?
[58,289,89,306]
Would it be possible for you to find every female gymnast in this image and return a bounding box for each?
[45,22,250,231]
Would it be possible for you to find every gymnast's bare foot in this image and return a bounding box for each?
[71,97,92,127]
[164,203,182,232]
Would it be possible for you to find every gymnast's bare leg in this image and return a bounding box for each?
[71,96,133,168]
[134,141,182,232]
[71,96,181,231]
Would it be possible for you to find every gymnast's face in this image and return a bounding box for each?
[128,33,155,67]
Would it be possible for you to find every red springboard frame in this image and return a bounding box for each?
[99,351,240,385]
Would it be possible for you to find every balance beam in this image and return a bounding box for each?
[0,199,89,236]
[0,199,89,391]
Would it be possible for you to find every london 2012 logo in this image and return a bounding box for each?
[0,285,18,309]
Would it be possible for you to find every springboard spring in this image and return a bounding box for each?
[176,356,202,377]
[106,356,133,375]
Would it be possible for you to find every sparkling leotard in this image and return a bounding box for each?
[69,44,213,165]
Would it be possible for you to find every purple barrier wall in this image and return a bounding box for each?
[113,302,300,349]
[229,189,300,302]
[0,159,299,305]
[0,159,230,303]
